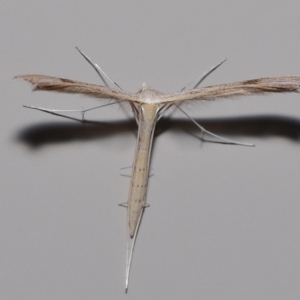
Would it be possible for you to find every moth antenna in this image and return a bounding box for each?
[75,47,123,90]
[181,58,227,91]
[176,105,255,147]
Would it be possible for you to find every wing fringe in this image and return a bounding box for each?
[15,74,139,102]
[161,76,300,103]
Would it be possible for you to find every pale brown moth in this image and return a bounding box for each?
[15,49,300,292]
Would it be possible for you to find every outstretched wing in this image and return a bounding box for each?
[161,76,300,103]
[15,75,139,103]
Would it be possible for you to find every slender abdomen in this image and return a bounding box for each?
[127,104,159,237]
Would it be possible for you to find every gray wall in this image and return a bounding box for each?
[2,1,300,299]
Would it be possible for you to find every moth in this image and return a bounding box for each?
[15,48,300,292]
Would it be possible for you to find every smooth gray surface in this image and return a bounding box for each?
[2,1,300,299]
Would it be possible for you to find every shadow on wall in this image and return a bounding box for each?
[17,115,300,148]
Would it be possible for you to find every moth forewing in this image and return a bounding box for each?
[160,76,300,103]
[14,74,139,102]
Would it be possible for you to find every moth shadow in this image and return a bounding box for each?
[158,114,300,142]
[17,115,300,148]
[17,120,137,148]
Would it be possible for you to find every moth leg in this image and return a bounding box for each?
[76,47,123,90]
[180,58,226,91]
[176,105,255,147]
[23,101,122,122]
